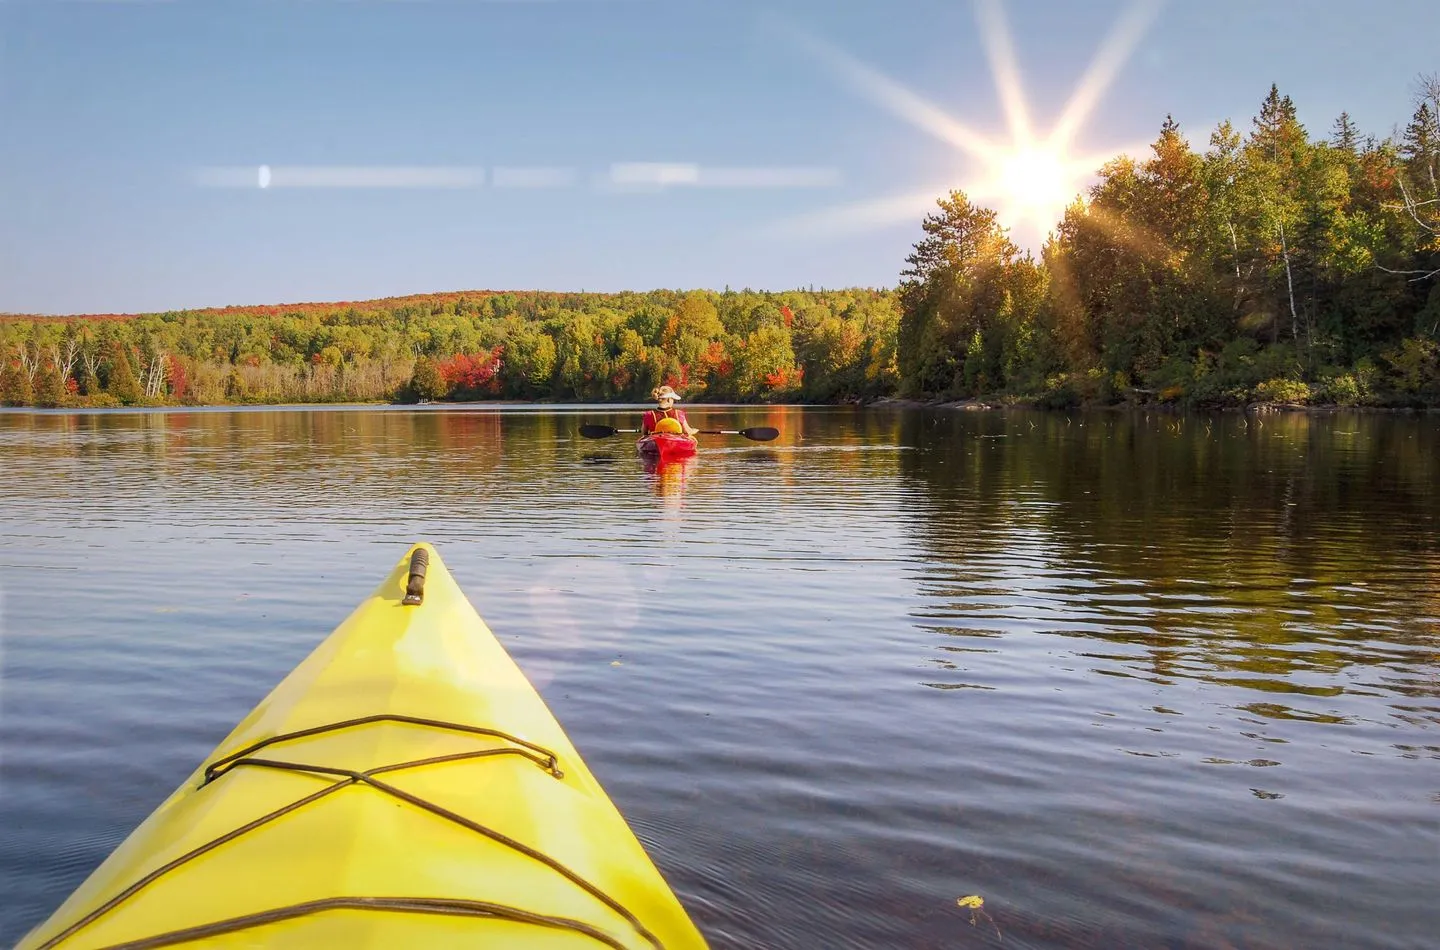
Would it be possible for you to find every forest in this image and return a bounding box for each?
[1,81,1436,409]
[897,80,1440,409]
[0,288,900,407]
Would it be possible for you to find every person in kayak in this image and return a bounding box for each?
[642,385,699,437]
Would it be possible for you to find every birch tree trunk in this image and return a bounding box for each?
[1278,220,1299,343]
[17,344,41,383]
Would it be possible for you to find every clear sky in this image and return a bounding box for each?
[2,0,1437,315]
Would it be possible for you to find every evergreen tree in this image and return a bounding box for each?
[409,356,447,401]
[898,190,1035,395]
[33,363,64,408]
[0,358,32,406]
[1331,112,1360,155]
[1252,84,1306,160]
[1400,101,1440,196]
[74,359,96,397]
[1243,86,1314,345]
[105,343,142,404]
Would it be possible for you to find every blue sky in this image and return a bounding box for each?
[2,0,1437,315]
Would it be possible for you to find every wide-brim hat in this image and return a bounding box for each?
[652,385,682,401]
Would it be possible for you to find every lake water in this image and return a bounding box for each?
[1,405,1436,949]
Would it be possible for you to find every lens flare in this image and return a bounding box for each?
[986,146,1076,233]
[772,0,1164,247]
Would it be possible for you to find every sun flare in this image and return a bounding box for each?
[979,145,1080,235]
[773,0,1162,248]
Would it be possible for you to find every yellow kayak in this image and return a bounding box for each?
[17,544,709,950]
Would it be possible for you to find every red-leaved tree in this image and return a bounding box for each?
[438,346,504,399]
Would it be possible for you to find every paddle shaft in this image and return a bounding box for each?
[579,424,778,442]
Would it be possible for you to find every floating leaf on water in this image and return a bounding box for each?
[957,895,984,909]
[610,660,623,667]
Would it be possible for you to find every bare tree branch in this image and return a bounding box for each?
[47,338,81,380]
[80,345,102,383]
[1375,263,1440,280]
[1377,173,1440,280]
[1415,71,1440,120]
[17,343,41,382]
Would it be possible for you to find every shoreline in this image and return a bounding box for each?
[861,395,1440,414]
[3,396,1437,414]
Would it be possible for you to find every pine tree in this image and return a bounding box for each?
[1331,112,1359,155]
[1395,96,1440,281]
[1244,87,1313,346]
[1252,84,1306,160]
[409,357,447,401]
[1400,101,1440,197]
[0,358,32,406]
[33,363,64,408]
[76,359,98,396]
[1145,115,1206,247]
[105,343,142,404]
[898,190,1030,395]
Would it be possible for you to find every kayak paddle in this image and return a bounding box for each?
[699,427,779,441]
[579,424,779,442]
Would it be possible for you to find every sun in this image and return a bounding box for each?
[772,0,1162,248]
[980,145,1080,235]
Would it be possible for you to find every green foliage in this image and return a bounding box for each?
[1253,377,1312,404]
[894,79,1440,408]
[104,344,142,405]
[1034,379,1081,410]
[503,326,558,399]
[0,288,895,407]
[735,324,800,396]
[3,78,1438,411]
[33,364,65,408]
[74,359,96,397]
[1313,371,1367,406]
[1384,337,1439,397]
[898,191,1043,397]
[225,367,247,401]
[0,359,32,406]
[408,357,447,402]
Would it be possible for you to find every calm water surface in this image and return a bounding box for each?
[1,406,1436,949]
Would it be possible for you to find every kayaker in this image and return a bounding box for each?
[642,385,698,437]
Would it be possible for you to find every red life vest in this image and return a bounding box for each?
[642,407,688,434]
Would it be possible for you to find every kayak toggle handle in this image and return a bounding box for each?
[402,548,429,605]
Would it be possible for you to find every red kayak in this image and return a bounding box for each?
[637,432,698,460]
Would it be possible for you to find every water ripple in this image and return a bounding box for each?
[1,406,1436,949]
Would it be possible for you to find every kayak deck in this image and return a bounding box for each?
[18,544,707,950]
[636,433,697,460]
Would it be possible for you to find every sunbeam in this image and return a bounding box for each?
[782,27,1002,162]
[1049,0,1165,151]
[1082,201,1175,263]
[772,0,1163,246]
[974,0,1034,147]
[761,188,949,239]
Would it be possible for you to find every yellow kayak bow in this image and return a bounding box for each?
[17,544,708,950]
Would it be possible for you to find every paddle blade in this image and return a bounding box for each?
[579,424,619,439]
[739,427,780,442]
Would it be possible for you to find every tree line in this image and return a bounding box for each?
[897,79,1440,408]
[0,289,900,407]
[2,79,1436,409]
